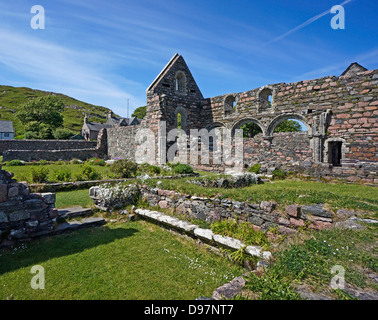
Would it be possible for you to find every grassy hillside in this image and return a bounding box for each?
[0,85,118,137]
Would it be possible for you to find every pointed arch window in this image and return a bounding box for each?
[175,71,186,93]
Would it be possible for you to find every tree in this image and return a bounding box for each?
[240,123,262,138]
[53,128,76,140]
[16,95,65,139]
[274,120,302,133]
[131,106,146,119]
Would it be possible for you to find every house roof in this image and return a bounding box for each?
[85,122,113,132]
[0,120,14,133]
[106,116,141,126]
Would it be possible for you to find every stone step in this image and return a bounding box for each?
[54,217,106,235]
[57,207,93,220]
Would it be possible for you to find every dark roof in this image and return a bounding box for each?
[0,120,14,133]
[85,122,113,131]
[106,116,141,126]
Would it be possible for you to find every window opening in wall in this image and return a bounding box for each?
[258,88,273,110]
[273,119,305,133]
[328,141,342,166]
[177,112,182,130]
[268,94,272,107]
[240,123,262,138]
[224,95,236,117]
[175,71,186,92]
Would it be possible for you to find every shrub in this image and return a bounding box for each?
[53,168,72,182]
[272,169,287,180]
[109,159,138,178]
[70,159,82,164]
[38,160,50,166]
[88,158,105,166]
[31,166,49,183]
[248,163,261,174]
[80,164,101,181]
[171,163,194,175]
[6,160,25,166]
[53,128,76,140]
[138,163,161,175]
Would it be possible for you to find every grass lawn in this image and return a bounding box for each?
[4,163,111,184]
[141,178,378,214]
[0,220,243,300]
[55,189,93,208]
[243,223,378,300]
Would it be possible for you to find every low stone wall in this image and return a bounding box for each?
[1,129,108,162]
[0,140,96,154]
[3,148,102,162]
[0,165,58,248]
[140,186,335,233]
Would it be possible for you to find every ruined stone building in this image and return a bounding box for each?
[107,54,378,183]
[0,54,376,183]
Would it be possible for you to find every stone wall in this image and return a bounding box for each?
[0,140,96,154]
[0,165,58,247]
[1,130,107,162]
[107,125,139,161]
[140,186,335,234]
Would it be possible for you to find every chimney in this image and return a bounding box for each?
[84,113,88,123]
[107,111,113,119]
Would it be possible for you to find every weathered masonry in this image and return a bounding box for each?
[105,55,377,183]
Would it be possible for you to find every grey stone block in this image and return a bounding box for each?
[9,210,30,222]
[302,204,333,218]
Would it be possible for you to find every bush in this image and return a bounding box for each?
[88,158,105,166]
[138,163,161,175]
[248,163,261,174]
[80,164,101,181]
[54,128,76,140]
[109,159,138,178]
[31,166,49,183]
[272,169,287,180]
[38,160,50,166]
[70,159,82,164]
[171,163,194,175]
[6,160,25,166]
[53,168,72,182]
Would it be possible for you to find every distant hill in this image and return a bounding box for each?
[0,85,118,138]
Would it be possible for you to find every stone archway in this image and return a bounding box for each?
[231,118,266,137]
[266,113,311,137]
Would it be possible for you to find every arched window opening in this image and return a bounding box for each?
[175,71,186,93]
[258,88,273,111]
[224,95,236,117]
[177,112,182,130]
[240,122,263,138]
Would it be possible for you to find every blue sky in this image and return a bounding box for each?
[0,0,377,117]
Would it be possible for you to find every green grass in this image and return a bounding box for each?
[55,189,92,208]
[141,178,378,214]
[243,223,378,300]
[5,163,111,184]
[0,220,243,300]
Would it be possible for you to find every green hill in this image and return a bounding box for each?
[0,85,118,138]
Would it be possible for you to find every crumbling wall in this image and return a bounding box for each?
[0,165,58,247]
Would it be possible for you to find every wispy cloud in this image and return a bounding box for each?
[265,0,356,45]
[0,27,145,116]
